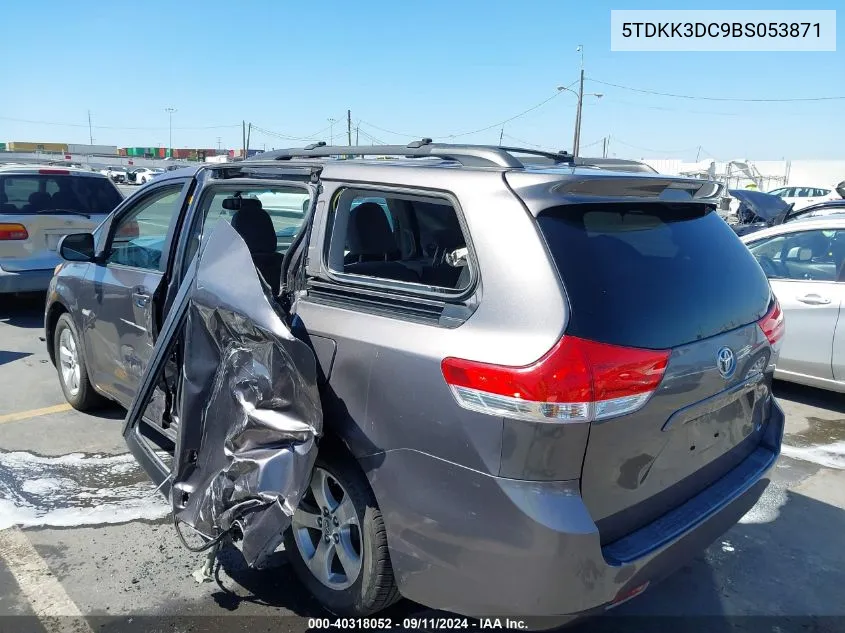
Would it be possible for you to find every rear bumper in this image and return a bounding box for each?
[0,266,55,293]
[361,400,784,618]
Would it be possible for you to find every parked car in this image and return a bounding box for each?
[728,189,795,236]
[741,217,845,393]
[46,142,784,621]
[729,190,845,236]
[764,184,844,211]
[784,199,845,223]
[0,165,123,293]
[127,167,164,185]
[99,166,128,183]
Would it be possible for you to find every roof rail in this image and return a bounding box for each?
[253,139,573,169]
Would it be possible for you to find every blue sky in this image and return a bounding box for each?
[0,0,842,160]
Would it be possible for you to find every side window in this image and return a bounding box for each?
[326,188,471,292]
[1,177,40,208]
[107,185,184,271]
[748,236,786,261]
[183,185,311,269]
[749,230,843,282]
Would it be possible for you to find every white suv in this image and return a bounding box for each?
[766,185,843,210]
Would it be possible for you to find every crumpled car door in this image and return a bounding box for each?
[123,220,322,568]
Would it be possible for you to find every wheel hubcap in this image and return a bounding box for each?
[58,328,81,397]
[291,467,362,590]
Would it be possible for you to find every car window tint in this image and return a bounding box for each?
[748,229,844,282]
[327,189,470,292]
[537,203,771,349]
[0,175,122,214]
[107,185,184,270]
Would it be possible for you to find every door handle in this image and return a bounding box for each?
[796,294,831,305]
[132,292,150,308]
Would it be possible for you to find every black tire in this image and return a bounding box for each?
[53,313,105,411]
[283,450,400,616]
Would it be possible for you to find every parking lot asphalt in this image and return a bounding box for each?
[1,291,844,632]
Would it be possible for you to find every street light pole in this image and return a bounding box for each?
[572,46,584,157]
[165,107,177,152]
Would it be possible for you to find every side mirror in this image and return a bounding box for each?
[58,233,96,262]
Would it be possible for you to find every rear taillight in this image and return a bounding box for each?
[0,223,29,240]
[758,299,785,348]
[441,336,670,423]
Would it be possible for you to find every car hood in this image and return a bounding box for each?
[729,189,792,221]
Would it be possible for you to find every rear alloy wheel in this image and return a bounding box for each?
[284,453,400,616]
[54,313,104,411]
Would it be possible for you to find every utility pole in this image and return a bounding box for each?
[87,110,93,145]
[572,46,584,157]
[242,120,246,158]
[165,107,177,151]
[347,110,352,146]
[246,123,252,156]
[696,145,702,162]
[217,137,222,151]
[355,125,359,146]
[602,136,607,158]
[327,118,337,144]
[499,128,504,146]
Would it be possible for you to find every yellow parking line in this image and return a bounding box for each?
[0,403,73,426]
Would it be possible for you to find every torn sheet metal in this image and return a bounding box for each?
[170,221,322,567]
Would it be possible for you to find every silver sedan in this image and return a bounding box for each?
[741,217,845,392]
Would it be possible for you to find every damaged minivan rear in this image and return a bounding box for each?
[123,147,784,620]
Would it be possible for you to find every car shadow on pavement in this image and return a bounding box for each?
[0,292,47,329]
[0,350,31,366]
[169,485,845,632]
[773,380,845,414]
[574,488,845,632]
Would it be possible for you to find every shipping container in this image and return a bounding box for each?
[7,141,68,153]
[0,142,6,151]
[67,143,118,155]
[118,148,128,157]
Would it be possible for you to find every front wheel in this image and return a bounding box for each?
[54,313,104,411]
[284,451,400,616]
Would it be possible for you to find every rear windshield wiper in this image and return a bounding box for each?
[36,208,91,219]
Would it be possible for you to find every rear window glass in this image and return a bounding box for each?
[537,204,771,349]
[0,175,122,215]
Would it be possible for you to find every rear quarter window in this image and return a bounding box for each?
[537,203,771,349]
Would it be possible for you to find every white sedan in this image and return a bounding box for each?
[741,217,845,392]
[764,184,843,211]
[132,167,164,184]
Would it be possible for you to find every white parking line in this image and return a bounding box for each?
[0,527,94,631]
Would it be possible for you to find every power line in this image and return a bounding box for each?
[358,82,580,141]
[579,137,604,149]
[250,118,346,143]
[500,133,559,152]
[588,78,845,103]
[0,115,240,130]
[611,138,701,154]
[599,98,747,117]
[356,128,387,145]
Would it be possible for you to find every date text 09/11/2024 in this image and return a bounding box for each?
[307,617,529,629]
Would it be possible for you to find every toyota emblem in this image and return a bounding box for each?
[717,347,736,379]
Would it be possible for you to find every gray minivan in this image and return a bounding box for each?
[46,142,785,620]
